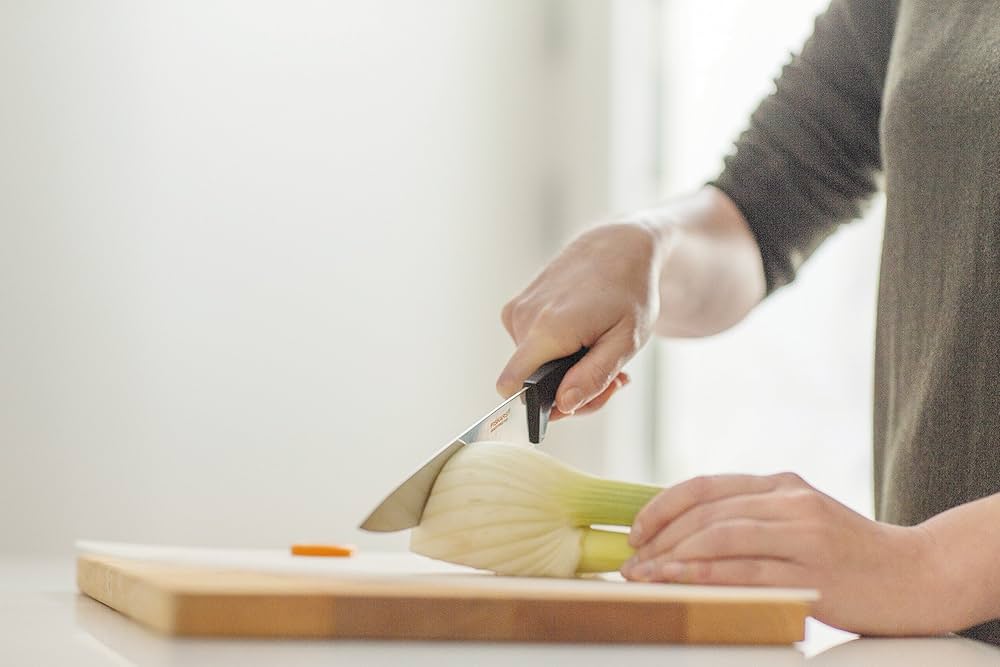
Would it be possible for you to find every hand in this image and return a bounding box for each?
[496,222,661,415]
[621,472,945,635]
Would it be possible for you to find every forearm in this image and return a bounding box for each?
[634,186,766,338]
[919,491,1000,633]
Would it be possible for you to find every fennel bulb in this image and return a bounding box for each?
[409,441,661,577]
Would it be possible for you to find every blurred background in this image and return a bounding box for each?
[0,0,881,559]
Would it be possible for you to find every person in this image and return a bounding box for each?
[495,0,1000,645]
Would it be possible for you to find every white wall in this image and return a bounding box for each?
[0,1,621,556]
[655,0,882,516]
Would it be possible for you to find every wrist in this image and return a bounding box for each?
[631,188,764,338]
[621,214,698,333]
[900,524,956,634]
[915,518,994,634]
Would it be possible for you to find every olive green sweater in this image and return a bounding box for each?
[713,0,1000,644]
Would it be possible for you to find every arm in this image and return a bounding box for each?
[713,0,895,292]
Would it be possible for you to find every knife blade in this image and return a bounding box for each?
[359,348,586,532]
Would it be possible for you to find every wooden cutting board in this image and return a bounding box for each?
[76,547,817,644]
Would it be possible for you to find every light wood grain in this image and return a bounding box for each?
[77,555,815,644]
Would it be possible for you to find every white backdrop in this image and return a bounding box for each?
[655,0,881,516]
[0,1,632,557]
[3,1,857,560]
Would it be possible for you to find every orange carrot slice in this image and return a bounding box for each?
[290,543,355,557]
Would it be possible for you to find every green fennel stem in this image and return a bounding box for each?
[563,476,663,526]
[576,528,635,573]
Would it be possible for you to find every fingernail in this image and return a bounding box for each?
[629,523,643,546]
[660,561,684,580]
[560,388,584,413]
[632,561,654,580]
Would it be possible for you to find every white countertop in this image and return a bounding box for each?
[3,555,1000,666]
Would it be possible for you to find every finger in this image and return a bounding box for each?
[496,332,581,398]
[632,492,788,563]
[554,325,635,414]
[667,519,806,563]
[549,373,632,421]
[623,556,807,587]
[630,474,781,548]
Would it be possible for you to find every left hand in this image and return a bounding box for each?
[621,472,944,635]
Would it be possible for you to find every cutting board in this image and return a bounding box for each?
[76,543,817,644]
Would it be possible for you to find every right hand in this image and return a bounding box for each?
[496,222,663,416]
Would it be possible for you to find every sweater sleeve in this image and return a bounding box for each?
[711,0,898,293]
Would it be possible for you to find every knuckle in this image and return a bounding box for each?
[686,475,713,503]
[773,471,805,488]
[509,299,533,326]
[500,301,515,326]
[634,496,662,530]
[691,503,717,533]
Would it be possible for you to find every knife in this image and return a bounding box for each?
[359,348,587,532]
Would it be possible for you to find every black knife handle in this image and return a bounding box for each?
[523,347,588,444]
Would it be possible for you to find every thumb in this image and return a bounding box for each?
[555,326,635,414]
